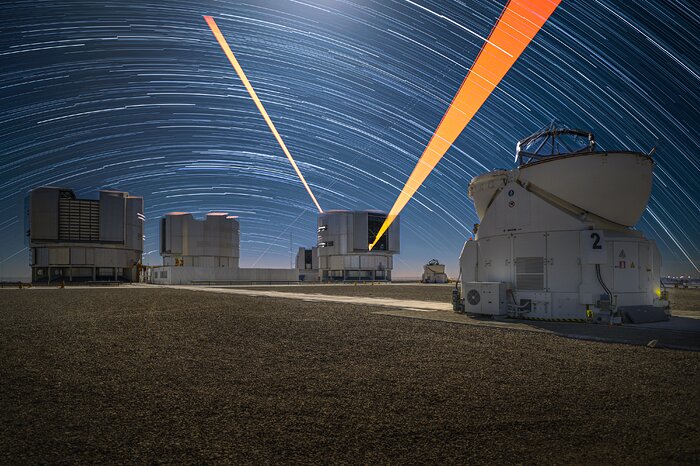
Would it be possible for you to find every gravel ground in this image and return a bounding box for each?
[1,288,699,464]
[246,285,700,314]
[668,287,700,315]
[241,283,454,302]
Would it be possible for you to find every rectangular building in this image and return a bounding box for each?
[315,210,400,281]
[27,187,144,283]
[296,246,319,282]
[151,212,297,285]
[160,212,240,268]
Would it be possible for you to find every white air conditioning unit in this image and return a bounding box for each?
[462,282,508,315]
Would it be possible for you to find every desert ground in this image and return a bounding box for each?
[244,282,455,303]
[667,286,700,314]
[1,287,698,464]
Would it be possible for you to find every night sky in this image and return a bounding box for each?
[1,0,698,280]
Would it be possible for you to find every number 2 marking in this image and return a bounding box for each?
[591,232,602,250]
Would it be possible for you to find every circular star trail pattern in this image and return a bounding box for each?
[0,0,698,278]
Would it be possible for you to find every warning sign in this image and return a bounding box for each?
[619,249,626,258]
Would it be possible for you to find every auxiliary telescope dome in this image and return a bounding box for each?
[459,123,667,323]
[515,124,595,165]
[469,124,654,227]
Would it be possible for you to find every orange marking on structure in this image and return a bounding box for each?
[369,0,560,250]
[204,15,323,213]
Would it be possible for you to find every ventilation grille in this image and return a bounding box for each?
[516,256,545,290]
[58,199,99,242]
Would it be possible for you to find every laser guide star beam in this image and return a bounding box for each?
[204,15,324,213]
[368,0,561,250]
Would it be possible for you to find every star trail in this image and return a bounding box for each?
[0,0,698,279]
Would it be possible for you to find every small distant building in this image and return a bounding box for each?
[315,210,400,281]
[27,187,144,283]
[422,259,448,283]
[151,212,297,285]
[296,246,319,282]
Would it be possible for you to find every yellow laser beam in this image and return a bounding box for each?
[369,0,560,250]
[204,15,323,213]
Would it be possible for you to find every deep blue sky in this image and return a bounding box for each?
[1,0,698,279]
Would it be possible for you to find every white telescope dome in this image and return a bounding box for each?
[470,124,654,227]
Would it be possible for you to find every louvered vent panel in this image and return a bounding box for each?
[516,256,545,290]
[59,199,100,242]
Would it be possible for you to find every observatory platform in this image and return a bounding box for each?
[457,125,668,323]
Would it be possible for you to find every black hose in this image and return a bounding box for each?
[595,264,612,298]
[509,288,518,305]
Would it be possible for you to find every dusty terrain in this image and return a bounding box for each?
[1,288,698,464]
[668,287,700,315]
[243,283,454,302]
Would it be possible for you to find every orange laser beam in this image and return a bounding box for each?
[369,0,560,250]
[203,15,323,213]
